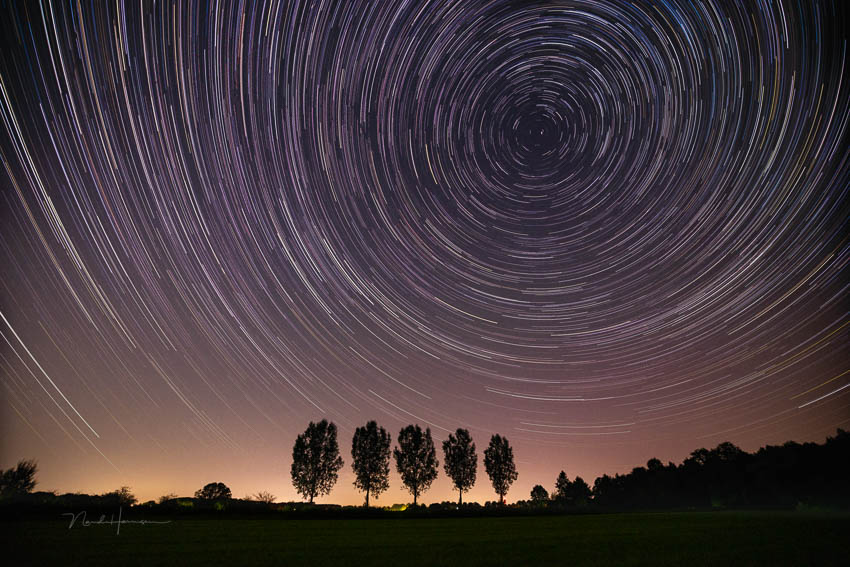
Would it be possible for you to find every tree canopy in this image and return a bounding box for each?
[351,421,391,507]
[554,471,570,501]
[290,419,344,503]
[195,482,232,500]
[111,486,137,506]
[553,471,590,506]
[393,425,439,505]
[0,459,37,497]
[483,434,518,504]
[442,428,477,505]
[530,485,549,502]
[251,491,276,504]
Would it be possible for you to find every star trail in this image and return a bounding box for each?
[1,0,848,504]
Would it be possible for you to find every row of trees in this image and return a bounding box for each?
[5,429,846,510]
[291,420,518,506]
[185,428,850,509]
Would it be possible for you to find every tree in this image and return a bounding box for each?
[251,491,276,504]
[483,434,518,504]
[195,482,232,500]
[442,428,477,505]
[554,470,570,502]
[570,476,591,506]
[351,421,391,507]
[290,419,344,503]
[530,485,549,502]
[110,486,137,506]
[713,441,745,462]
[393,425,439,505]
[0,459,37,496]
[554,472,590,506]
[686,447,711,467]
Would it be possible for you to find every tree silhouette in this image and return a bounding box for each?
[251,491,276,504]
[554,470,570,502]
[530,484,549,502]
[554,472,591,507]
[442,428,477,505]
[570,476,591,506]
[195,482,232,500]
[290,419,344,503]
[393,425,439,505]
[110,486,137,506]
[0,459,37,496]
[483,434,518,504]
[582,435,850,510]
[351,420,391,507]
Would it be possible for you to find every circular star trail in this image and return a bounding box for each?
[0,1,848,500]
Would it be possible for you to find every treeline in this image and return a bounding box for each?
[2,427,847,513]
[587,429,850,510]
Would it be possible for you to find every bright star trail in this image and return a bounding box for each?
[1,1,848,505]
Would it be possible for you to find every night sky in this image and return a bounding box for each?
[1,1,848,505]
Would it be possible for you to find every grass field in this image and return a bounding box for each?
[4,510,848,566]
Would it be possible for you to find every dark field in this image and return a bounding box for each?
[5,510,848,566]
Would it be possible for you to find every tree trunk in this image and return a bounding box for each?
[309,493,314,504]
[413,489,418,506]
[458,490,462,506]
[365,488,370,508]
[499,493,504,505]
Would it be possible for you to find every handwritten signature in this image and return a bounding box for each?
[62,507,171,535]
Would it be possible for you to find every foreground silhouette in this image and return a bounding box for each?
[442,428,477,505]
[586,430,850,510]
[483,434,518,505]
[394,425,439,506]
[1,429,847,515]
[290,420,344,503]
[351,421,392,507]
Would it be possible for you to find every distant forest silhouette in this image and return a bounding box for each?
[2,428,848,516]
